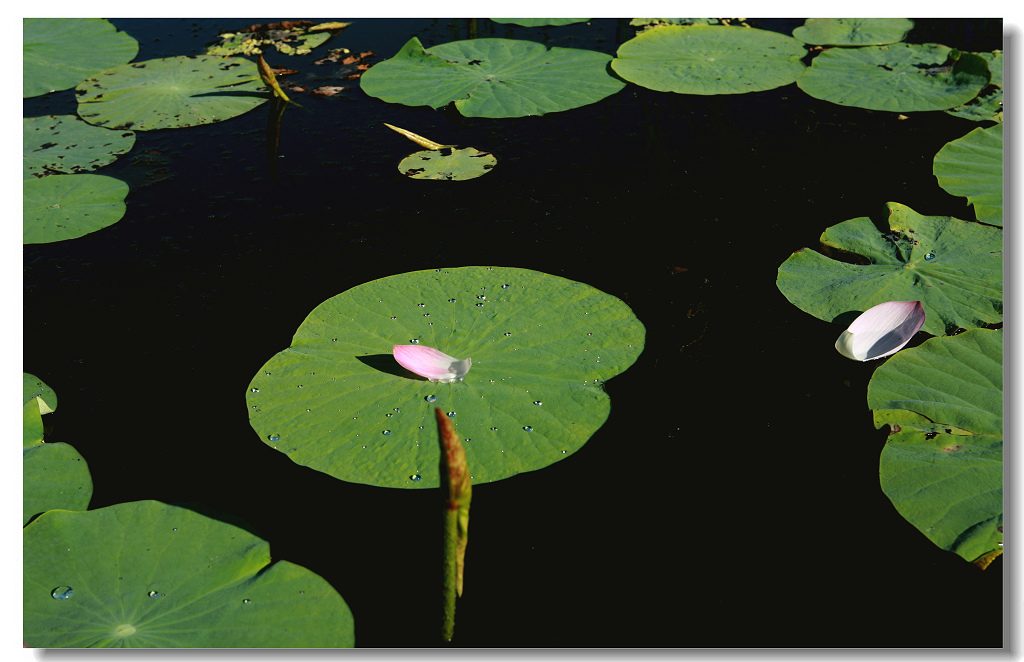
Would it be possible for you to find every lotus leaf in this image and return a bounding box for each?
[797,43,990,112]
[933,123,1003,226]
[792,18,914,46]
[398,147,497,180]
[24,443,93,526]
[489,19,589,27]
[24,115,136,180]
[360,37,625,118]
[76,56,267,131]
[24,373,58,414]
[611,25,807,95]
[247,267,645,489]
[205,22,350,57]
[23,18,138,98]
[776,202,1002,336]
[24,174,129,244]
[869,329,1002,565]
[23,501,355,647]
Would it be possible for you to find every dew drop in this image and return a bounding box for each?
[386,413,394,417]
[424,313,430,317]
[250,388,259,393]
[447,411,456,417]
[426,395,437,403]
[587,333,593,336]
[476,303,484,307]
[268,433,281,442]
[51,586,73,600]
[410,474,422,482]
[925,252,936,260]
[490,427,498,431]
[391,316,397,320]
[504,332,512,336]
[502,284,510,289]
[332,338,338,342]
[418,303,426,307]
[533,401,542,406]
[477,295,487,300]
[382,430,391,436]
[264,371,271,376]
[523,426,533,432]
[243,599,251,604]
[448,298,456,303]
[394,408,401,412]
[148,591,163,599]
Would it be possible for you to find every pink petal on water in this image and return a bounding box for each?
[393,345,472,383]
[835,301,926,361]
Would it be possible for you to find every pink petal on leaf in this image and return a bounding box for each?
[393,345,472,383]
[835,301,926,361]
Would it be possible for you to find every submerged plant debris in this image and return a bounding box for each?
[206,21,351,56]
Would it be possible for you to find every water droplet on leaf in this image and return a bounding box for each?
[426,395,437,402]
[523,426,533,432]
[925,252,936,260]
[382,430,391,435]
[447,411,456,417]
[51,586,73,600]
[410,474,422,482]
[268,434,281,442]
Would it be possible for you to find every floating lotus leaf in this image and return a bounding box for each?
[23,501,355,647]
[23,18,138,98]
[398,147,496,180]
[24,115,136,180]
[489,19,590,27]
[611,25,806,95]
[24,174,129,244]
[776,202,1002,336]
[792,18,914,46]
[22,377,92,525]
[360,37,625,118]
[24,373,58,414]
[247,267,645,489]
[933,123,1003,226]
[797,44,990,112]
[76,56,267,131]
[24,443,93,526]
[869,329,1002,565]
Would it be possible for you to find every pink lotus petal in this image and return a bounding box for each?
[393,345,472,383]
[835,301,926,361]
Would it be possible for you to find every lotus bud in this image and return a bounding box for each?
[835,301,926,361]
[393,345,472,383]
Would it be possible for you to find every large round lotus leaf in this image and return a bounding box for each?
[360,37,625,118]
[610,25,807,95]
[247,267,645,489]
[489,19,590,27]
[23,18,138,98]
[868,329,1002,564]
[24,174,129,244]
[24,372,58,414]
[776,202,1002,336]
[24,115,136,180]
[796,44,990,112]
[75,56,267,131]
[24,399,44,448]
[398,147,496,180]
[933,123,1003,226]
[792,18,914,46]
[24,443,93,526]
[23,501,355,647]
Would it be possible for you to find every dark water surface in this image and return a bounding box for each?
[24,18,1003,647]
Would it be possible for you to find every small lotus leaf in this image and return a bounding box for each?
[24,443,93,526]
[776,202,1002,336]
[247,267,645,489]
[23,501,355,647]
[24,18,138,98]
[489,19,590,27]
[792,18,914,46]
[611,25,807,95]
[24,115,136,180]
[398,147,497,180]
[797,43,990,112]
[933,123,1003,226]
[869,329,1002,564]
[76,56,267,131]
[24,174,129,244]
[360,37,625,118]
[24,373,58,414]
